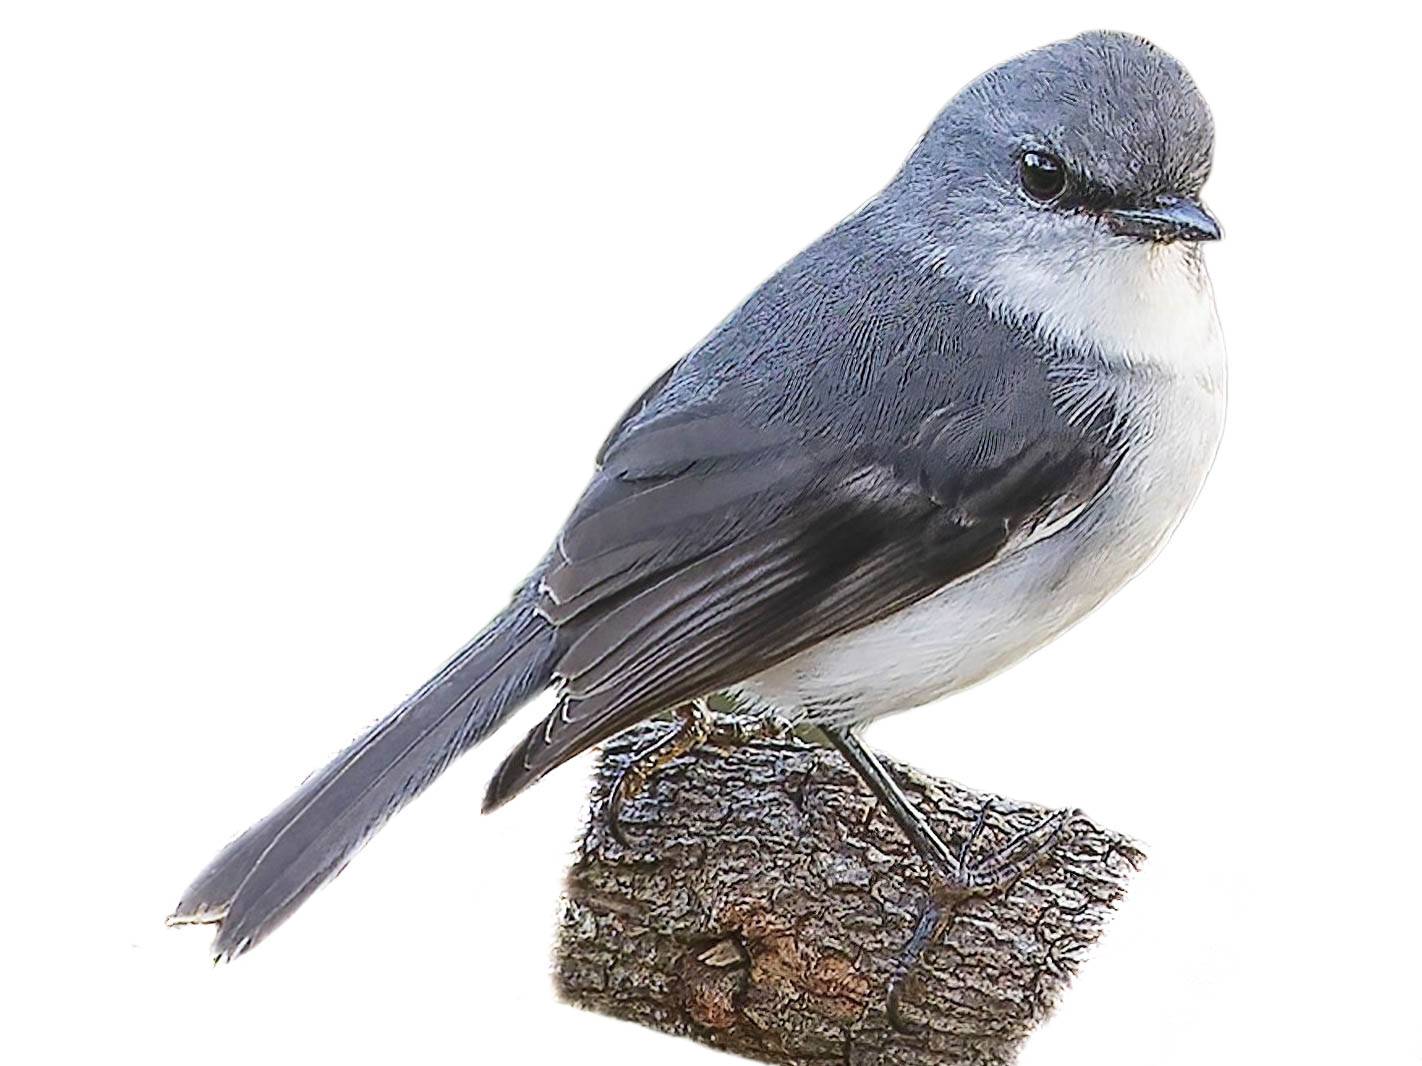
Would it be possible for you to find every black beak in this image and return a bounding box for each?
[1105,196,1222,243]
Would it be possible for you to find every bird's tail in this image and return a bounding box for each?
[168,581,557,961]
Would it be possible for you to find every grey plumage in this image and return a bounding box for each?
[170,582,558,959]
[171,30,1223,959]
[489,236,1124,808]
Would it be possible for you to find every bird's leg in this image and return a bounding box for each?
[604,699,714,847]
[822,726,1074,1032]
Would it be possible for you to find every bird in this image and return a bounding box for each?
[170,30,1226,983]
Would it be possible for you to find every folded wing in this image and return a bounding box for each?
[483,386,1116,810]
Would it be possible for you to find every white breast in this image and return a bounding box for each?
[732,241,1226,724]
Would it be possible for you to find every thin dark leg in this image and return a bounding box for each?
[824,726,961,874]
[822,725,1074,1031]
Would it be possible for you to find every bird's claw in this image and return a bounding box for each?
[885,802,1077,1032]
[603,700,714,848]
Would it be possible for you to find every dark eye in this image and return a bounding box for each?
[1019,151,1066,203]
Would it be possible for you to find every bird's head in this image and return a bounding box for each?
[889,31,1223,368]
[895,31,1218,263]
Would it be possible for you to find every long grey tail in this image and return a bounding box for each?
[168,582,558,961]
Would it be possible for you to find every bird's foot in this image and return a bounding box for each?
[603,700,714,848]
[887,802,1078,1032]
[603,700,797,848]
[704,708,797,748]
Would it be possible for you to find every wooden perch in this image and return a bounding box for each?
[556,719,1144,1066]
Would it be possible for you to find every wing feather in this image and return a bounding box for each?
[484,284,1124,810]
[483,472,1018,810]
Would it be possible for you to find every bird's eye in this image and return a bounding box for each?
[1019,151,1066,203]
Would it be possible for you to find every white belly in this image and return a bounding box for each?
[733,243,1227,723]
[733,368,1223,723]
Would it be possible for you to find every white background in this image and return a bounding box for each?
[3,2,1418,1063]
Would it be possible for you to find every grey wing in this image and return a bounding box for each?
[482,389,1119,811]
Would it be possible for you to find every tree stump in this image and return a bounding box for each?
[556,720,1144,1066]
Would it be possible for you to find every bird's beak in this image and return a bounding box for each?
[1104,196,1222,243]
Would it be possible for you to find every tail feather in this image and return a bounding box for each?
[168,587,557,960]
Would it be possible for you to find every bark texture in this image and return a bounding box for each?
[556,721,1144,1066]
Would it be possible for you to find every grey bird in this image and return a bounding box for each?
[170,30,1226,983]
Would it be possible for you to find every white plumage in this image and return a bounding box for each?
[734,240,1226,723]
